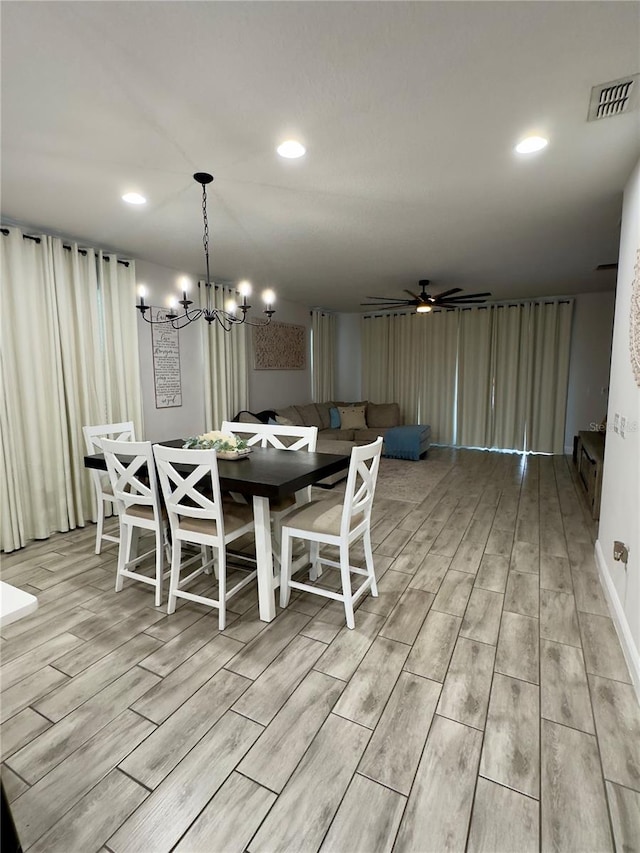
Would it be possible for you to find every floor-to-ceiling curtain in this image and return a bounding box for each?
[418,309,459,444]
[98,252,143,431]
[525,300,573,453]
[456,307,494,447]
[490,303,530,450]
[360,298,573,453]
[362,312,422,422]
[1,227,142,551]
[200,283,249,429]
[311,309,336,402]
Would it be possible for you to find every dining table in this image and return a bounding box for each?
[84,438,350,622]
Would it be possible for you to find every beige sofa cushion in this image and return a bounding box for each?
[319,428,355,441]
[354,427,388,442]
[366,402,401,429]
[276,405,304,426]
[338,405,367,430]
[316,402,332,430]
[296,403,323,428]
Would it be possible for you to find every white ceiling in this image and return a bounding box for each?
[2,1,639,311]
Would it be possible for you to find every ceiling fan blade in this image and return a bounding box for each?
[440,292,492,301]
[364,295,412,302]
[433,288,463,300]
[361,301,414,308]
[404,289,422,300]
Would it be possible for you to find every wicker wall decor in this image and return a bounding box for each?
[253,321,307,370]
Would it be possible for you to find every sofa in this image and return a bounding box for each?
[234,401,430,484]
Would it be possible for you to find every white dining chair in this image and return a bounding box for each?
[83,421,136,554]
[221,421,318,569]
[279,436,383,629]
[102,438,170,607]
[153,444,258,629]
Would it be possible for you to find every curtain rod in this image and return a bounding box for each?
[1,227,130,267]
[363,297,573,319]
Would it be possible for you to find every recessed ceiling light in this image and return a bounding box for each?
[122,192,147,205]
[515,136,549,154]
[277,140,306,159]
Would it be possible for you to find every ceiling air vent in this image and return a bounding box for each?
[588,74,639,121]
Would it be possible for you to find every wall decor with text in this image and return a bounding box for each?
[151,307,183,408]
[253,321,307,370]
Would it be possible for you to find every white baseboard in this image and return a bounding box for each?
[595,539,640,702]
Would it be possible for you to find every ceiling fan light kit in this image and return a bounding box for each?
[362,279,491,314]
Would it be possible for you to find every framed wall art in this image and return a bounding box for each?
[151,306,183,407]
[253,321,307,370]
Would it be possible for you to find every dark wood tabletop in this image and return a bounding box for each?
[84,439,350,500]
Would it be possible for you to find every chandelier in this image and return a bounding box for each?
[136,172,275,331]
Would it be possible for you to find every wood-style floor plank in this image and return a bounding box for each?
[403,610,462,682]
[540,639,594,734]
[605,781,640,853]
[313,611,385,682]
[358,671,440,795]
[437,636,496,729]
[460,587,503,645]
[578,612,632,683]
[173,772,276,853]
[332,636,409,729]
[108,711,262,853]
[28,769,148,853]
[9,710,155,849]
[393,714,482,853]
[541,718,613,852]
[248,713,371,853]
[379,588,433,645]
[480,673,540,798]
[589,675,640,791]
[467,777,539,853]
[119,668,251,789]
[319,773,406,853]
[495,611,539,684]
[238,670,344,794]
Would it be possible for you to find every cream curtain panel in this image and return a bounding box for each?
[456,307,494,448]
[417,309,459,443]
[362,312,423,422]
[1,227,142,552]
[360,299,573,453]
[311,310,336,402]
[525,300,573,453]
[200,283,249,429]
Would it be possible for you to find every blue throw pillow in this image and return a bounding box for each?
[268,417,278,425]
[329,407,341,428]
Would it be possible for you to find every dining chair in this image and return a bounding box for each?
[83,421,136,554]
[221,421,318,566]
[279,436,383,629]
[101,438,170,607]
[152,444,258,629]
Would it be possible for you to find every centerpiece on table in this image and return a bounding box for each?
[183,430,251,460]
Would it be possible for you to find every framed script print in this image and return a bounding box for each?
[253,321,307,370]
[151,306,182,407]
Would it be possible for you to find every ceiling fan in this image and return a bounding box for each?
[361,280,491,313]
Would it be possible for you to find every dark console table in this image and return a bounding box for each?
[574,430,605,520]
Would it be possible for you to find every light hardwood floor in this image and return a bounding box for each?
[2,448,639,852]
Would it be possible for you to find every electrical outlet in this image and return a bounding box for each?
[614,413,620,433]
[613,541,629,565]
[620,416,626,438]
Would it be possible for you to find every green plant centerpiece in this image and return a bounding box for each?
[183,430,249,452]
